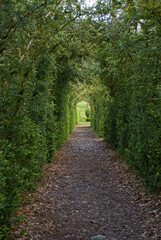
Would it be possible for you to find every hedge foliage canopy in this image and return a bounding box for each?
[0,0,161,238]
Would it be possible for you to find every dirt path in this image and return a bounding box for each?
[14,125,160,240]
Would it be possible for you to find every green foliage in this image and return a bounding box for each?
[86,117,91,122]
[90,83,109,138]
[0,1,80,238]
[0,0,161,238]
[85,107,91,118]
[91,0,161,192]
[77,107,81,123]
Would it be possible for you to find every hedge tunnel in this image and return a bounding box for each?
[0,0,161,237]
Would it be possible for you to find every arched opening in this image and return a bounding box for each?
[77,101,91,125]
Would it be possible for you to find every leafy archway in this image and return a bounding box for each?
[0,0,161,237]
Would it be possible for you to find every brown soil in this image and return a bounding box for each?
[13,125,161,240]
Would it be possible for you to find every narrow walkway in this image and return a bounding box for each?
[16,125,160,240]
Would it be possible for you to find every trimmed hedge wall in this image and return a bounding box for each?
[0,53,77,238]
[90,5,161,193]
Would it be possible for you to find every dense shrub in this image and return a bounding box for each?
[90,0,161,192]
[0,33,78,240]
[91,85,109,138]
[0,61,77,238]
[85,107,91,118]
[86,117,91,122]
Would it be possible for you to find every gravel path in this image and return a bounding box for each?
[14,125,161,240]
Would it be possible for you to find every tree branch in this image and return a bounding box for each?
[45,0,63,18]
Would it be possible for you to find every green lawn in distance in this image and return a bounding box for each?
[77,101,90,124]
